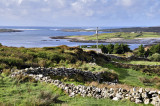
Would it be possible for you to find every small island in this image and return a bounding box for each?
[0,29,22,32]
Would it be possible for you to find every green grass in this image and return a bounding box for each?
[78,63,110,72]
[66,97,150,106]
[123,61,160,65]
[64,62,160,89]
[0,74,65,105]
[115,59,160,65]
[0,74,150,106]
[104,64,155,87]
[68,32,160,40]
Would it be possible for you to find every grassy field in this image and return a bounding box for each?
[0,74,150,106]
[102,64,156,88]
[122,61,160,65]
[66,62,160,89]
[67,32,160,40]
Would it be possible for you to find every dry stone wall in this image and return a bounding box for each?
[10,67,160,105]
[23,67,118,83]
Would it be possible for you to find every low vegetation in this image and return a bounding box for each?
[122,61,160,65]
[1,43,160,105]
[68,32,160,40]
[0,45,109,70]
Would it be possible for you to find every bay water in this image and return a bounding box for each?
[0,26,140,50]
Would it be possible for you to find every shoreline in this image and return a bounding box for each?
[50,36,160,45]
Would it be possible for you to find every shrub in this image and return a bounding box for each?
[0,63,8,70]
[148,53,160,61]
[43,47,60,50]
[101,72,118,82]
[15,74,37,83]
[0,56,24,68]
[2,69,11,76]
[37,52,47,58]
[139,77,151,84]
[81,45,88,48]
[36,91,60,105]
[137,44,145,57]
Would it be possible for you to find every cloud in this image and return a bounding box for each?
[18,0,23,5]
[119,0,133,7]
[0,0,160,26]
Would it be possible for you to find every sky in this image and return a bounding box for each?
[0,0,160,27]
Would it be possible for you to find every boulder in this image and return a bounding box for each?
[112,97,120,101]
[144,98,150,105]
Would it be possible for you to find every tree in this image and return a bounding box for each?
[106,44,114,54]
[101,46,108,54]
[113,43,121,54]
[144,49,151,57]
[138,44,145,57]
[154,44,160,54]
[150,44,160,54]
[123,44,131,53]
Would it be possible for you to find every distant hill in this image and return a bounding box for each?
[62,27,160,32]
[101,27,160,32]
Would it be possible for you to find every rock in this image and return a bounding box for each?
[116,93,123,99]
[142,92,148,98]
[135,99,142,104]
[38,74,43,78]
[132,87,136,92]
[158,91,160,95]
[134,93,141,99]
[138,88,143,93]
[149,91,157,94]
[151,99,160,106]
[130,97,135,102]
[113,97,120,101]
[69,92,75,97]
[87,93,92,97]
[144,98,150,105]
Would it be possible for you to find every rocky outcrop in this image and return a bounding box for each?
[10,67,160,105]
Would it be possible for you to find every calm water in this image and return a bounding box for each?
[0,26,140,50]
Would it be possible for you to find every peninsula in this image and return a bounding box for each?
[50,32,160,44]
